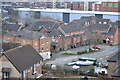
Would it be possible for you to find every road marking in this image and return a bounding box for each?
[98,56,109,60]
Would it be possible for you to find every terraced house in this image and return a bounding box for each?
[49,24,84,51]
[3,30,51,60]
[0,44,43,79]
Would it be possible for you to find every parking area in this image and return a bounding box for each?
[45,45,119,67]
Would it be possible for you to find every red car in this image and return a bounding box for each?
[92,46,100,49]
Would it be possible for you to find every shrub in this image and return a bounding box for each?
[77,50,87,54]
[109,44,113,46]
[62,53,76,55]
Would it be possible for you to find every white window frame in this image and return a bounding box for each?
[28,67,31,72]
[22,70,26,79]
[33,64,37,74]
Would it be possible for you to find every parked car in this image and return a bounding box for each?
[92,46,100,50]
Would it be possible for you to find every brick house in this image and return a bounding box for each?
[0,44,43,79]
[58,24,84,50]
[3,30,51,60]
[50,29,64,51]
[88,21,120,45]
[101,22,120,45]
[107,51,120,78]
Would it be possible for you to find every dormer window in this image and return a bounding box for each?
[103,22,107,24]
[99,22,102,24]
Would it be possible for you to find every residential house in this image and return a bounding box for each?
[0,45,43,79]
[87,21,120,45]
[2,24,23,33]
[58,24,84,50]
[102,22,120,45]
[3,30,51,60]
[87,24,111,44]
[107,51,120,78]
[49,29,64,51]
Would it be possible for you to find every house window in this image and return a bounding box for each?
[103,3,107,7]
[33,64,36,74]
[46,40,48,44]
[28,67,31,72]
[22,70,26,79]
[23,40,26,44]
[41,41,44,45]
[35,42,38,45]
[46,46,48,50]
[108,3,113,7]
[42,47,44,51]
[2,72,9,79]
[114,3,118,8]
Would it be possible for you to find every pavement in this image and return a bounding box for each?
[45,45,119,67]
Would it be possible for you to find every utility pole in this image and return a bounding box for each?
[84,0,88,11]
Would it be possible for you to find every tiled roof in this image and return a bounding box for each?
[60,24,83,34]
[102,27,117,35]
[3,24,21,31]
[88,24,110,30]
[49,29,64,38]
[107,51,120,62]
[0,42,21,52]
[20,32,47,40]
[28,21,59,32]
[4,45,43,73]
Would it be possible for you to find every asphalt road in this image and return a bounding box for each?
[46,45,119,67]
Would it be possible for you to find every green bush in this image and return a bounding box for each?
[62,53,76,55]
[77,50,87,54]
[109,44,113,46]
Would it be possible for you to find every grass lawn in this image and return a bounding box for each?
[52,51,60,53]
[62,53,77,55]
